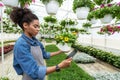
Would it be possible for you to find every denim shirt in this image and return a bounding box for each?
[13,33,50,80]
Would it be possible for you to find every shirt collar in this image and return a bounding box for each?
[21,33,38,46]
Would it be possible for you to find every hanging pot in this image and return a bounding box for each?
[90,18,97,24]
[45,0,59,15]
[100,14,113,24]
[2,0,18,7]
[76,7,90,20]
[57,43,71,51]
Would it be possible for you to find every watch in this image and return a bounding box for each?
[55,65,60,72]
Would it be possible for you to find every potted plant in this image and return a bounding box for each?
[40,0,64,15]
[55,32,77,51]
[72,0,95,20]
[43,15,57,26]
[82,22,92,30]
[95,4,115,23]
[60,18,77,28]
[93,0,113,5]
[97,25,120,35]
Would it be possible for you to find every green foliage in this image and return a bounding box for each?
[95,6,114,19]
[70,28,79,33]
[44,16,57,23]
[45,44,94,80]
[19,0,32,8]
[4,7,12,15]
[93,0,113,5]
[0,77,9,80]
[111,4,120,22]
[73,0,95,13]
[60,19,77,26]
[87,10,97,21]
[40,0,64,7]
[72,44,120,68]
[0,18,22,33]
[82,22,92,28]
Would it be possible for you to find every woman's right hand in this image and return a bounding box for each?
[58,57,72,69]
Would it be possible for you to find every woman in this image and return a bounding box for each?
[10,7,72,80]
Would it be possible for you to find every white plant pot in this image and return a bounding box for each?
[57,43,71,51]
[100,14,113,23]
[90,18,97,24]
[45,0,59,15]
[2,0,18,7]
[76,7,90,20]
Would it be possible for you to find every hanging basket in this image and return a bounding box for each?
[76,7,90,20]
[90,18,97,24]
[2,0,18,7]
[45,0,59,15]
[57,43,71,51]
[100,14,113,24]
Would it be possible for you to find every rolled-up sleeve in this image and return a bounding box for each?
[14,43,46,79]
[39,42,50,59]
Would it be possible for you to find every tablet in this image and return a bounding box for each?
[65,49,77,59]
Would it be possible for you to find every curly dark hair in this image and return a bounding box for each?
[10,7,38,30]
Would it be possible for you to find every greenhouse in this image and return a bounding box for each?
[0,0,120,80]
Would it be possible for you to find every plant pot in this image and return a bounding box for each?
[57,43,71,51]
[2,0,18,7]
[100,14,113,24]
[90,18,97,24]
[76,7,90,20]
[45,0,59,15]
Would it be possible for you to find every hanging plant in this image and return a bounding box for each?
[44,16,57,23]
[60,19,77,27]
[40,0,64,7]
[72,0,95,13]
[95,4,114,19]
[82,22,92,28]
[97,25,120,35]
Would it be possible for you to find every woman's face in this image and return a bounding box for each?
[24,19,40,37]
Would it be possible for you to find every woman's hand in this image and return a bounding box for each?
[58,57,72,69]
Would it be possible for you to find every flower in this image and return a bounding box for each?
[55,32,77,45]
[97,25,120,35]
